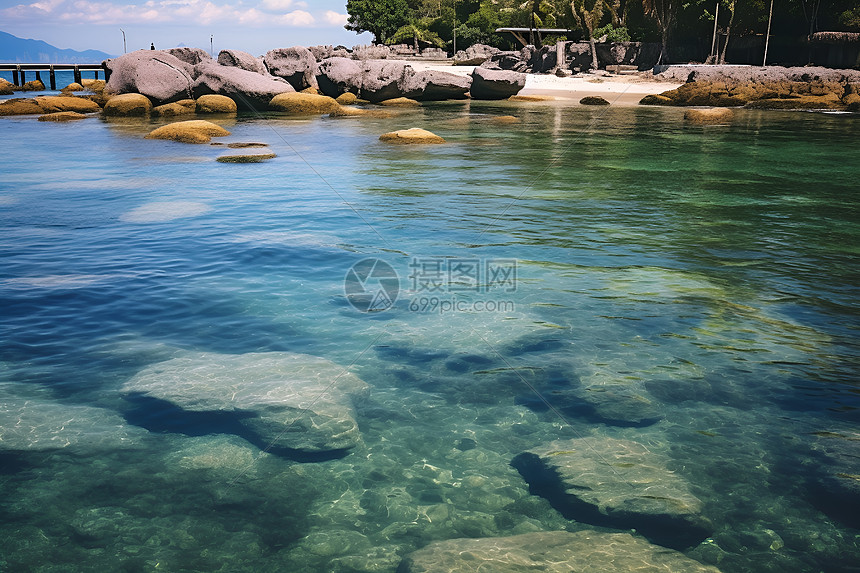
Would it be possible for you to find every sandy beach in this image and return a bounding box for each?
[408,61,683,105]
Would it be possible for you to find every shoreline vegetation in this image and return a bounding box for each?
[1,45,859,130]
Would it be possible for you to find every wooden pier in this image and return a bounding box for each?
[0,63,108,90]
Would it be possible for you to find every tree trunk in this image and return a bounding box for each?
[719,2,736,64]
[414,31,419,52]
[660,24,669,64]
[589,35,599,69]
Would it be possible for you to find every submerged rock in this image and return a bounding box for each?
[121,352,369,453]
[684,108,734,124]
[809,430,860,528]
[216,152,277,163]
[38,111,89,122]
[470,68,526,100]
[103,93,153,116]
[378,97,419,107]
[574,383,663,426]
[512,436,712,549]
[0,395,146,452]
[144,120,230,144]
[398,530,723,572]
[152,100,196,117]
[379,128,445,144]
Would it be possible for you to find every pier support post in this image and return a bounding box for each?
[36,71,43,87]
[94,70,99,80]
[49,66,56,90]
[73,66,82,85]
[20,70,25,84]
[13,67,19,86]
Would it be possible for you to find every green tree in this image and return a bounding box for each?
[345,0,412,44]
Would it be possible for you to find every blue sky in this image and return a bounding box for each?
[0,0,372,56]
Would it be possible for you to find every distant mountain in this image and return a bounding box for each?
[0,30,113,63]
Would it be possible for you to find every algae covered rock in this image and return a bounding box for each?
[152,101,196,116]
[144,120,230,144]
[34,96,101,113]
[103,93,153,116]
[512,436,712,548]
[20,79,45,91]
[379,128,445,144]
[216,152,277,163]
[398,530,723,573]
[38,111,89,122]
[121,351,369,453]
[61,82,84,92]
[196,94,237,113]
[684,108,734,124]
[0,98,46,115]
[335,92,358,105]
[0,78,14,95]
[269,92,340,114]
[580,95,610,105]
[378,97,420,107]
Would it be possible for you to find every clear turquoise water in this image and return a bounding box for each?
[1,100,859,572]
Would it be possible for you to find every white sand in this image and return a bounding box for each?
[406,60,682,106]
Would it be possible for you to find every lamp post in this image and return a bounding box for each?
[210,35,214,57]
[120,28,127,53]
[452,0,457,56]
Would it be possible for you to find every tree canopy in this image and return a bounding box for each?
[344,0,860,64]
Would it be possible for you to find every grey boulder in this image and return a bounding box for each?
[104,50,194,104]
[316,57,363,96]
[317,57,414,102]
[402,70,471,101]
[470,67,526,100]
[218,49,267,75]
[264,46,319,91]
[192,61,294,110]
[512,437,712,549]
[398,530,723,573]
[121,351,369,453]
[167,47,212,66]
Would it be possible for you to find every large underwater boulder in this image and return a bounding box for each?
[121,352,369,453]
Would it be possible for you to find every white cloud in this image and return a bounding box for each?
[2,0,323,28]
[323,9,346,27]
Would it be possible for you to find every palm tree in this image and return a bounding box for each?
[642,0,675,64]
[571,0,605,70]
[386,21,445,51]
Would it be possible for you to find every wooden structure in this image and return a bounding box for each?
[0,63,106,90]
[495,28,576,48]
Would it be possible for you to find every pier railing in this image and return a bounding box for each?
[0,63,108,90]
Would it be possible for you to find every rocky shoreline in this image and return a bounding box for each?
[643,65,860,111]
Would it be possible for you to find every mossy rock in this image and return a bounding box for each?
[35,96,101,113]
[226,142,268,148]
[378,97,420,107]
[300,87,321,95]
[152,102,196,117]
[145,120,231,144]
[580,95,610,106]
[196,94,237,114]
[684,108,734,125]
[0,98,45,115]
[0,78,14,95]
[81,79,106,91]
[60,82,84,92]
[38,111,89,122]
[509,95,555,102]
[335,92,358,105]
[104,93,153,116]
[216,153,277,163]
[269,92,340,114]
[639,94,673,106]
[490,115,520,124]
[20,80,45,91]
[379,128,445,144]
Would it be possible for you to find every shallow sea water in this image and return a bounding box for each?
[1,97,859,572]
